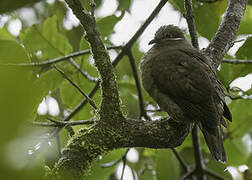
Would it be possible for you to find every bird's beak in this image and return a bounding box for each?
[148,39,157,45]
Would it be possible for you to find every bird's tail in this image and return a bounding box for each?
[200,126,226,163]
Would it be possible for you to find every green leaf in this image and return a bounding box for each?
[218,37,252,85]
[229,99,252,137]
[118,82,140,118]
[132,42,144,67]
[247,154,252,170]
[65,26,84,51]
[0,40,29,62]
[34,68,63,99]
[225,137,251,166]
[193,1,227,40]
[128,148,156,180]
[219,63,252,87]
[0,27,16,40]
[169,0,227,40]
[139,171,156,180]
[79,35,90,51]
[0,40,36,144]
[238,5,252,35]
[225,37,252,83]
[205,157,232,179]
[115,56,133,80]
[168,0,184,12]
[53,0,68,28]
[217,63,234,87]
[179,147,195,164]
[117,0,131,11]
[20,15,73,61]
[236,37,252,59]
[0,0,40,13]
[97,15,123,38]
[156,149,181,180]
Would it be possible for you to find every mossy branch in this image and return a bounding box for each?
[65,0,122,118]
[52,118,192,179]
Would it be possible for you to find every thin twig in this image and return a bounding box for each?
[68,57,99,82]
[53,65,98,110]
[30,119,95,127]
[191,126,206,180]
[112,0,168,67]
[48,81,100,138]
[181,169,195,180]
[171,148,188,173]
[197,0,223,3]
[222,59,252,64]
[120,149,130,180]
[126,50,150,120]
[101,148,130,168]
[64,124,75,137]
[227,94,244,100]
[184,1,206,179]
[120,159,126,180]
[56,135,62,157]
[184,0,199,49]
[0,46,122,67]
[146,109,162,113]
[233,38,247,44]
[47,118,62,124]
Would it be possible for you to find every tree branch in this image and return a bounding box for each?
[126,50,149,120]
[184,0,199,49]
[203,0,248,70]
[171,148,189,173]
[191,126,206,180]
[1,46,122,67]
[222,59,252,64]
[53,118,193,179]
[46,0,168,143]
[65,0,122,118]
[31,119,94,127]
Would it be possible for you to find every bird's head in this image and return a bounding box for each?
[149,25,186,45]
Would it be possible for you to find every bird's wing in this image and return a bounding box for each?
[151,49,222,134]
[180,48,232,122]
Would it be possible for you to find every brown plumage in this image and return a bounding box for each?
[140,25,232,162]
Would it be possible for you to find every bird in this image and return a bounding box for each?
[140,25,232,162]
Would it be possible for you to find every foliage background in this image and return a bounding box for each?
[0,0,251,179]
